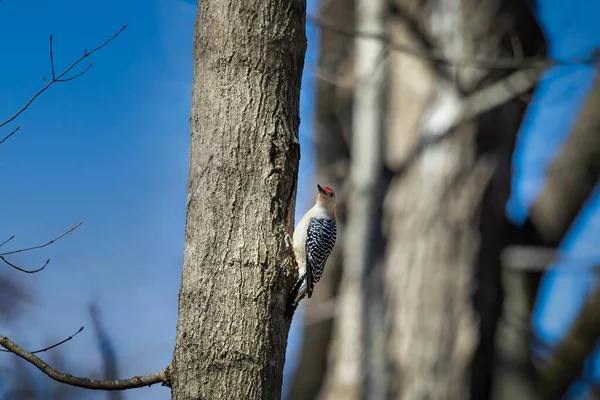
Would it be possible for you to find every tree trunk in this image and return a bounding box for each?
[384,1,545,399]
[170,1,306,399]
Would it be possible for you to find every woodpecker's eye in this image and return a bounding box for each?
[329,193,334,198]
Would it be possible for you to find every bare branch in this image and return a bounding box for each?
[49,35,56,80]
[52,25,126,84]
[501,246,559,271]
[0,125,21,144]
[0,221,82,256]
[0,256,49,274]
[56,62,94,82]
[509,34,532,103]
[501,245,600,273]
[461,65,545,122]
[0,326,84,354]
[307,15,598,69]
[0,25,127,132]
[0,235,16,248]
[0,332,171,390]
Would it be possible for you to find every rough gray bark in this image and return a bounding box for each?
[384,1,545,399]
[170,1,306,399]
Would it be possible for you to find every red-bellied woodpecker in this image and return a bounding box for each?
[286,184,337,316]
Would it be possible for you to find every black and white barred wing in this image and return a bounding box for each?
[305,218,337,298]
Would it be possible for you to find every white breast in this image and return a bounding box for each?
[292,204,332,276]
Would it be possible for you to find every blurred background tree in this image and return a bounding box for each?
[286,0,600,399]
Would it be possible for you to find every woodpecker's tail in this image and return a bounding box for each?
[285,273,307,317]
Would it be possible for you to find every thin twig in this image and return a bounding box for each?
[53,25,126,83]
[49,35,56,80]
[509,34,532,103]
[0,235,16,248]
[0,256,49,274]
[0,125,21,144]
[307,15,599,69]
[56,62,94,82]
[0,327,84,354]
[0,222,82,256]
[0,333,171,390]
[501,245,600,272]
[0,25,127,131]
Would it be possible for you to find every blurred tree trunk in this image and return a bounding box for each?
[495,69,600,400]
[384,1,545,399]
[89,301,123,400]
[537,272,600,399]
[528,72,600,247]
[0,275,30,324]
[170,1,306,399]
[286,0,355,398]
[47,350,78,400]
[517,71,600,311]
[319,0,387,398]
[528,73,600,399]
[6,357,37,400]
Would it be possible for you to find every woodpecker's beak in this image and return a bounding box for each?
[317,184,327,195]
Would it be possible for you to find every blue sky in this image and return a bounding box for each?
[0,0,192,398]
[0,0,598,399]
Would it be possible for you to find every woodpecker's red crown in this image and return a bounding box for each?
[317,184,336,199]
[321,186,334,195]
